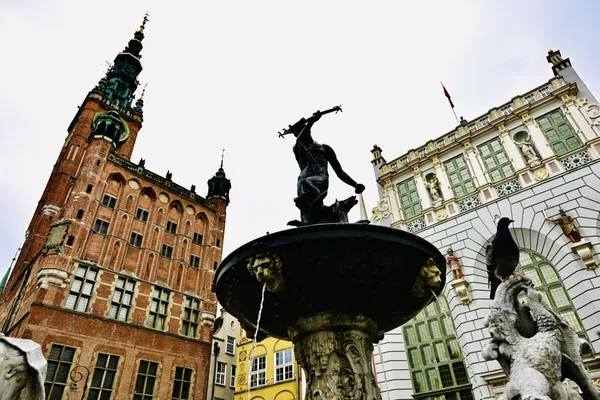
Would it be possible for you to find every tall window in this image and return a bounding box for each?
[172,367,193,400]
[230,365,236,388]
[397,178,422,219]
[136,208,149,222]
[102,194,117,209]
[148,287,170,330]
[134,360,159,400]
[166,221,178,234]
[93,219,110,234]
[181,297,200,338]
[65,265,98,312]
[444,155,476,198]
[275,348,294,382]
[478,138,514,183]
[45,344,76,399]
[403,296,473,398]
[250,355,266,388]
[161,244,173,259]
[226,336,235,355]
[193,232,203,245]
[537,109,582,156]
[215,362,227,385]
[89,353,119,399]
[108,276,135,321]
[516,249,586,336]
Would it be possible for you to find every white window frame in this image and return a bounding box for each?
[274,348,294,383]
[65,264,98,312]
[250,355,266,389]
[215,361,227,386]
[226,336,235,355]
[230,365,236,388]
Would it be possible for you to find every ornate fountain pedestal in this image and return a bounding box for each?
[214,223,446,400]
[289,314,379,400]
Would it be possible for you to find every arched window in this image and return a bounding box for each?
[516,249,586,336]
[403,296,473,398]
[144,253,154,281]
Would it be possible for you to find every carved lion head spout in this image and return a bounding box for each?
[411,258,442,298]
[246,252,285,293]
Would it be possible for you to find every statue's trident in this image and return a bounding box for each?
[278,105,342,138]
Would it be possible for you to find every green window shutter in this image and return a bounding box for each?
[478,138,514,183]
[397,178,422,219]
[402,297,472,397]
[536,109,581,156]
[444,155,476,198]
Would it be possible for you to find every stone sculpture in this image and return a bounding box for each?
[518,138,541,167]
[425,175,443,207]
[547,209,582,243]
[246,252,284,293]
[482,275,599,400]
[0,334,47,400]
[446,247,464,280]
[279,106,365,226]
[410,258,442,298]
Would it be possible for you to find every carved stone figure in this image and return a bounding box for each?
[411,258,442,298]
[446,248,464,280]
[0,335,47,400]
[547,209,582,243]
[482,276,599,400]
[517,138,541,167]
[289,314,380,400]
[246,252,285,293]
[279,107,365,226]
[425,175,443,207]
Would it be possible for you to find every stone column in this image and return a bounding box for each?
[413,166,432,210]
[383,180,403,222]
[463,141,487,186]
[497,124,527,171]
[521,113,554,159]
[288,313,380,400]
[562,95,596,142]
[432,156,453,201]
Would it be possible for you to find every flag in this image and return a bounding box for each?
[442,84,454,108]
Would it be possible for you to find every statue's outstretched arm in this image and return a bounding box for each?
[324,145,364,193]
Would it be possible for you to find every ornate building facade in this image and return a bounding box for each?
[370,50,600,399]
[0,18,231,399]
[208,309,240,400]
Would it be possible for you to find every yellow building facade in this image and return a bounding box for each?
[234,329,302,400]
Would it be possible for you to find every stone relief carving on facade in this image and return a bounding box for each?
[424,173,443,207]
[370,198,391,223]
[482,276,599,400]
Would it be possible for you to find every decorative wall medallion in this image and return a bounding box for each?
[534,168,548,181]
[159,193,169,203]
[436,209,448,221]
[186,206,195,215]
[406,217,426,233]
[128,179,140,190]
[239,349,247,361]
[586,104,600,119]
[495,179,522,197]
[371,198,391,222]
[560,150,593,171]
[458,194,481,212]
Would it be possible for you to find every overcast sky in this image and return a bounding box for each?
[2,1,600,280]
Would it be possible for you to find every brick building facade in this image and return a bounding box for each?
[370,50,600,398]
[0,17,231,399]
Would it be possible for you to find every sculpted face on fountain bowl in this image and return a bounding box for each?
[411,258,442,298]
[246,252,285,293]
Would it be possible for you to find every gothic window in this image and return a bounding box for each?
[133,360,159,400]
[172,367,193,400]
[44,344,76,399]
[537,109,582,156]
[403,296,473,398]
[444,155,476,198]
[152,228,159,248]
[181,297,200,338]
[175,264,184,288]
[516,249,586,336]
[89,353,119,399]
[65,265,98,312]
[189,255,200,269]
[185,221,191,235]
[108,276,135,321]
[126,195,134,212]
[157,209,164,225]
[478,138,514,183]
[147,287,170,330]
[161,244,173,259]
[166,220,177,234]
[397,178,422,219]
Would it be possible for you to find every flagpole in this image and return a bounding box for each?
[441,82,460,125]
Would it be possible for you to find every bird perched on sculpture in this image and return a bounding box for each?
[486,217,520,299]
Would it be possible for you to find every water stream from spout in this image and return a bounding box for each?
[430,289,439,301]
[247,284,267,400]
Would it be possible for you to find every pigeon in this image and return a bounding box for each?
[486,217,520,299]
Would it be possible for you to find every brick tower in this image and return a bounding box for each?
[0,16,230,400]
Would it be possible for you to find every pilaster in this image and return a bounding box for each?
[562,95,597,142]
[382,181,403,222]
[521,113,554,160]
[413,166,432,210]
[498,124,526,171]
[464,142,487,186]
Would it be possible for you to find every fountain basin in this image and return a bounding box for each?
[213,223,446,340]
